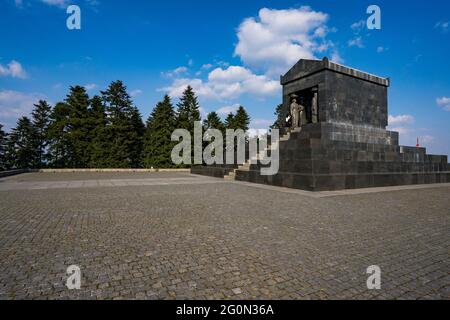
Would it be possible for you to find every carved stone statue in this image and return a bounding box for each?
[290,95,300,128]
[311,92,318,124]
[290,95,306,128]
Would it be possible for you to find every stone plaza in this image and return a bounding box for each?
[0,172,448,300]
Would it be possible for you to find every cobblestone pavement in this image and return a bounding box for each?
[0,172,448,300]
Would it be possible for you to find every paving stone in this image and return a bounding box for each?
[0,172,448,300]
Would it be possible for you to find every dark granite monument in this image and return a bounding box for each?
[192,57,450,191]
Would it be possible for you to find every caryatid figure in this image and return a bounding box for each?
[311,91,318,124]
[290,95,300,128]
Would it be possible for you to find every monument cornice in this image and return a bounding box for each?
[280,57,390,87]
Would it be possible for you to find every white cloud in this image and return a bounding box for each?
[234,7,336,76]
[198,107,207,119]
[159,78,215,99]
[389,126,411,136]
[350,20,366,33]
[207,66,280,99]
[251,118,273,128]
[377,46,388,53]
[247,128,269,138]
[348,19,371,50]
[435,21,449,33]
[0,60,28,79]
[201,64,213,70]
[330,51,344,64]
[161,66,188,78]
[40,0,70,8]
[420,135,435,144]
[347,37,364,48]
[15,0,99,9]
[84,83,97,91]
[387,115,436,148]
[436,97,450,111]
[130,89,142,97]
[0,90,46,127]
[160,65,280,100]
[216,104,240,115]
[390,126,435,149]
[388,114,415,126]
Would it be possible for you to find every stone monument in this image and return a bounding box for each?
[193,57,450,191]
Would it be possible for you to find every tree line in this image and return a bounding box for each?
[0,81,250,170]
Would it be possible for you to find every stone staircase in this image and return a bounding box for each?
[223,128,301,181]
[193,122,450,190]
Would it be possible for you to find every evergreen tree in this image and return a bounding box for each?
[203,111,224,131]
[129,106,145,167]
[224,106,250,155]
[88,95,107,129]
[0,124,7,170]
[89,126,113,168]
[225,113,236,130]
[7,117,38,169]
[31,100,52,168]
[86,95,107,167]
[47,102,71,168]
[233,106,250,131]
[92,80,144,168]
[176,85,201,134]
[65,86,91,168]
[272,103,288,129]
[203,111,225,161]
[144,95,176,168]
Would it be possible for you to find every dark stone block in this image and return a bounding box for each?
[196,60,450,191]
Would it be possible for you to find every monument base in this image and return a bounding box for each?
[234,171,450,192]
[192,122,450,191]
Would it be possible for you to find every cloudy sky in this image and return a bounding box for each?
[1,0,449,155]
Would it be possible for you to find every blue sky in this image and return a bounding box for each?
[1,0,449,156]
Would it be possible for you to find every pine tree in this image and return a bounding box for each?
[225,113,236,130]
[92,80,144,168]
[7,117,38,169]
[86,95,107,167]
[31,100,52,168]
[176,85,201,134]
[0,124,7,170]
[203,112,224,131]
[47,102,71,168]
[129,106,145,167]
[89,95,107,129]
[271,103,288,129]
[224,107,250,155]
[203,111,225,161]
[233,106,250,132]
[144,95,176,168]
[65,86,91,168]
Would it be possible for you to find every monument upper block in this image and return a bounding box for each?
[281,57,390,87]
[281,57,390,129]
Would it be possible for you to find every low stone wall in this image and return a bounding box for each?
[0,169,31,178]
[39,168,190,173]
[191,166,235,178]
